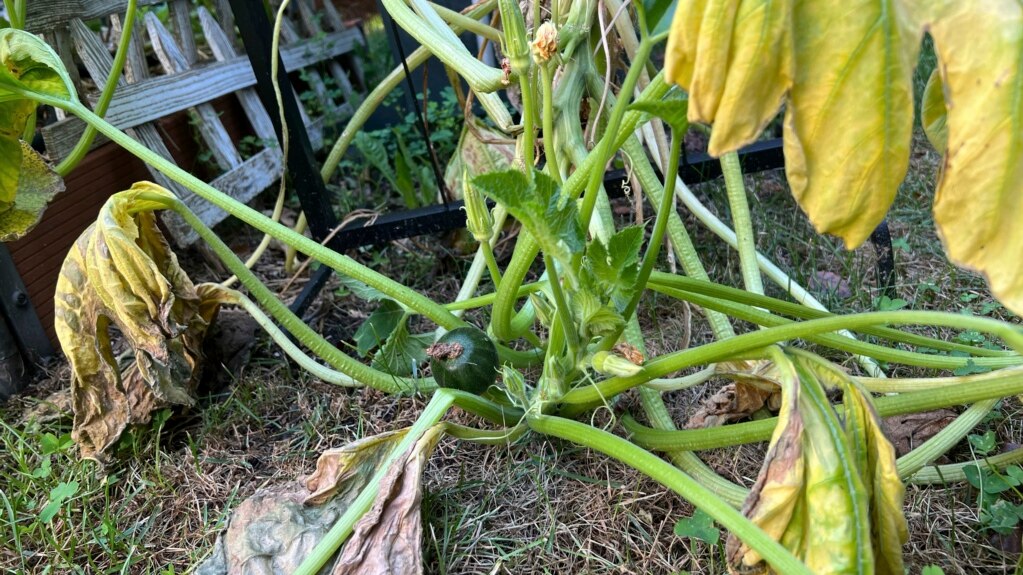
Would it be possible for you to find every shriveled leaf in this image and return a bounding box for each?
[925,2,1023,316]
[443,118,516,198]
[802,355,907,574]
[0,140,64,240]
[883,409,957,457]
[305,430,407,506]
[921,68,948,153]
[689,360,783,428]
[473,169,583,271]
[197,426,444,575]
[54,182,229,462]
[664,0,792,155]
[726,352,804,572]
[783,0,920,249]
[332,424,445,574]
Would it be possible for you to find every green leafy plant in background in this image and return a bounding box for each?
[4,0,1023,572]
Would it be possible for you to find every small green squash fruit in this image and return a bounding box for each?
[427,327,499,394]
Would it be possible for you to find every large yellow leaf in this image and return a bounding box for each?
[784,0,920,248]
[664,0,792,156]
[925,1,1023,315]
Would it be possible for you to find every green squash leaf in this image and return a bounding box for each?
[0,140,64,240]
[354,299,404,357]
[584,225,643,309]
[372,315,432,378]
[473,169,583,272]
[628,90,689,133]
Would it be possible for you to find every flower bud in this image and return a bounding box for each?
[591,351,643,377]
[531,21,558,65]
[498,0,531,76]
[462,169,493,242]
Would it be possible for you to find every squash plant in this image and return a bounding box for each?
[3,0,1023,572]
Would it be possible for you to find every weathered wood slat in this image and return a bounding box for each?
[110,12,149,83]
[25,0,164,32]
[146,12,242,171]
[41,27,363,160]
[322,0,366,90]
[198,7,276,142]
[170,0,198,65]
[295,0,353,101]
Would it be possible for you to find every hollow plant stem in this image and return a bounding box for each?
[55,0,138,176]
[44,97,464,330]
[720,151,764,296]
[563,310,1023,405]
[528,414,811,574]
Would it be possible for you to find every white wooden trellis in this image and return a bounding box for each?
[27,0,364,246]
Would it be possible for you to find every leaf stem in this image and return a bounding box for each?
[721,151,764,295]
[55,0,139,176]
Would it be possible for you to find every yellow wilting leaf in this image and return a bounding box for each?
[664,0,793,156]
[0,140,64,240]
[924,1,1023,316]
[54,182,230,462]
[783,0,921,249]
[726,349,907,574]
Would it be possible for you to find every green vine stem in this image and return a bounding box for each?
[648,272,1012,358]
[35,94,467,332]
[621,136,736,340]
[294,390,457,575]
[636,119,884,377]
[720,151,764,296]
[528,414,811,574]
[540,62,562,183]
[428,1,502,42]
[650,285,1022,370]
[563,311,1023,405]
[621,365,1023,453]
[908,446,1023,485]
[55,0,138,176]
[855,367,1023,394]
[378,0,504,92]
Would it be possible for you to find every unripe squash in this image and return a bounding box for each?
[427,327,499,394]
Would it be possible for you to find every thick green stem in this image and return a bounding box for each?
[622,366,1023,452]
[577,39,654,235]
[650,285,1022,371]
[720,152,764,296]
[622,136,735,340]
[379,0,504,92]
[428,1,502,41]
[540,63,562,184]
[648,272,1013,358]
[909,447,1023,484]
[601,129,685,351]
[528,415,811,574]
[480,240,504,289]
[544,254,578,357]
[563,311,1023,405]
[294,390,457,575]
[47,98,464,330]
[55,0,138,176]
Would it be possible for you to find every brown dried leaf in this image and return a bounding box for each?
[332,425,445,575]
[53,183,232,462]
[883,410,957,457]
[687,360,783,428]
[195,426,445,575]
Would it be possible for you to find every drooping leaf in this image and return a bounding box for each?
[443,118,516,199]
[920,68,948,153]
[0,140,64,240]
[54,182,230,462]
[197,426,445,575]
[353,299,404,358]
[783,0,921,249]
[473,169,584,271]
[924,2,1023,316]
[0,29,75,211]
[664,0,792,155]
